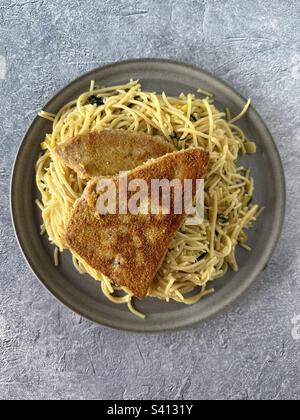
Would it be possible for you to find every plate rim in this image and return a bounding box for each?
[10,58,286,333]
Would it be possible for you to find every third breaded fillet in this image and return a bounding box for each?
[53,129,176,178]
[66,148,209,299]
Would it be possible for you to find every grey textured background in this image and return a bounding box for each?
[0,0,299,401]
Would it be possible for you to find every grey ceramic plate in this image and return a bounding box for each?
[11,59,286,332]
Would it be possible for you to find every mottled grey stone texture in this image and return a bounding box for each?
[0,0,299,401]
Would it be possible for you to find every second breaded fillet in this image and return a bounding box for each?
[53,129,176,178]
[66,148,209,299]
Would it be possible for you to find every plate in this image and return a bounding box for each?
[11,59,286,332]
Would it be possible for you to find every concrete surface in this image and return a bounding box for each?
[0,0,300,401]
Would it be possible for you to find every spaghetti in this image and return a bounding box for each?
[36,80,260,318]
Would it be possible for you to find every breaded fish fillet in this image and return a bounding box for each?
[66,148,209,299]
[53,129,176,178]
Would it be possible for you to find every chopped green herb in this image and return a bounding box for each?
[87,95,104,106]
[242,195,253,207]
[247,196,253,206]
[197,252,208,262]
[170,132,180,140]
[218,214,229,224]
[239,168,248,177]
